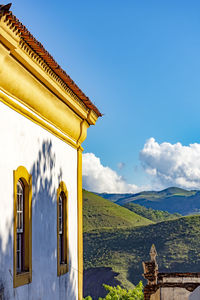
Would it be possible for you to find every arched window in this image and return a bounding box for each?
[13,166,32,288]
[16,180,24,273]
[57,181,68,276]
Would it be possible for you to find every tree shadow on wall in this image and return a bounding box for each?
[0,221,13,300]
[0,140,77,300]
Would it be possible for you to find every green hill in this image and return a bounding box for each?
[124,203,181,222]
[98,187,200,215]
[83,189,153,233]
[84,215,200,292]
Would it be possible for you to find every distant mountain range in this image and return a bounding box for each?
[97,187,200,215]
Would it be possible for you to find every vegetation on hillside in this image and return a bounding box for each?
[83,190,153,233]
[84,215,200,289]
[124,203,181,222]
[83,189,200,298]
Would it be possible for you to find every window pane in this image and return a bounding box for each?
[17,234,22,273]
[59,218,62,234]
[16,180,24,273]
[17,181,24,233]
[59,192,65,264]
[59,235,62,263]
[59,195,63,234]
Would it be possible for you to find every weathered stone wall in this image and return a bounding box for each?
[143,246,200,300]
[160,287,190,300]
[145,273,200,300]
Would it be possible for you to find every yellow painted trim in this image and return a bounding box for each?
[0,20,89,120]
[12,45,89,119]
[57,181,69,276]
[77,147,83,300]
[87,109,98,126]
[13,166,32,288]
[0,22,100,150]
[0,33,99,146]
[77,120,89,146]
[0,45,81,144]
[0,89,78,150]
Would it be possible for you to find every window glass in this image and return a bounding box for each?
[13,166,32,287]
[57,182,68,276]
[16,180,24,273]
[59,192,65,264]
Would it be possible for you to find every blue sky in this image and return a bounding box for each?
[5,1,200,192]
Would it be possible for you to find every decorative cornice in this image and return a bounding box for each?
[0,13,89,115]
[19,39,89,114]
[158,272,200,278]
[0,88,78,149]
[0,6,101,149]
[0,10,102,117]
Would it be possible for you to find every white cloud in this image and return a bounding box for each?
[82,138,200,193]
[83,153,141,193]
[140,138,200,189]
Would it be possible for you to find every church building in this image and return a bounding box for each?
[0,4,101,300]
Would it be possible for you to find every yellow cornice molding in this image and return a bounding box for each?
[0,88,79,149]
[0,18,100,146]
[0,12,101,117]
[0,14,20,44]
[19,40,88,114]
[0,50,89,148]
[87,109,98,125]
[0,27,18,51]
[15,41,89,119]
[77,120,89,146]
[0,16,97,121]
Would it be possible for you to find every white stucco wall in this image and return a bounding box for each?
[0,100,78,300]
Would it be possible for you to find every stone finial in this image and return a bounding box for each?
[142,244,158,287]
[150,244,157,262]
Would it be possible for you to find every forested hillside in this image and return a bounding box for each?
[83,190,200,299]
[124,203,181,222]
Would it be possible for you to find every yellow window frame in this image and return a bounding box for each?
[13,166,32,288]
[57,181,69,276]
